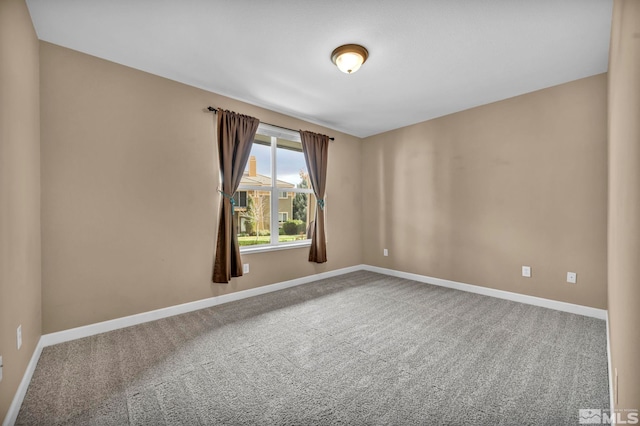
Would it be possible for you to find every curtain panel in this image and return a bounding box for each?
[212,110,260,283]
[299,130,330,263]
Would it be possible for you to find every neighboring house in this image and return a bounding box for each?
[234,156,294,234]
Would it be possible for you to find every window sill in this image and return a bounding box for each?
[240,240,311,255]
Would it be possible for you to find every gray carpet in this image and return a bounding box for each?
[17,271,609,425]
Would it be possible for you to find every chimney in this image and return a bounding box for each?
[249,156,257,177]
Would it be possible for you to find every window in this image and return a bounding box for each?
[233,191,247,208]
[236,124,316,250]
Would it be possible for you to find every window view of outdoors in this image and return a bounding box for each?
[235,128,315,248]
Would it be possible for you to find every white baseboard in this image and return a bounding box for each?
[40,264,363,347]
[362,265,607,320]
[2,339,44,426]
[4,263,608,426]
[35,264,609,348]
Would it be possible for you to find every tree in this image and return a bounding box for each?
[244,192,269,241]
[293,171,309,222]
[243,195,255,235]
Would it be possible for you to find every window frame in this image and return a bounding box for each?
[239,123,315,253]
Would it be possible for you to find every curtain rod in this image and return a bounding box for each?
[207,106,335,141]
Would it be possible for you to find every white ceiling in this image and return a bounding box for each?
[26,0,613,138]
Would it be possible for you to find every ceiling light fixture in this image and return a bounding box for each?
[331,44,369,74]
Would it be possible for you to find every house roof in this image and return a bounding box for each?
[240,172,295,189]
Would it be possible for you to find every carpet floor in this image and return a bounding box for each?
[16,271,609,425]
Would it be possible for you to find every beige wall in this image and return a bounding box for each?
[608,0,640,417]
[0,0,42,421]
[362,75,608,309]
[40,42,363,333]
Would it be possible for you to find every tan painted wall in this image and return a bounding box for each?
[362,75,608,309]
[608,0,640,417]
[40,42,363,333]
[0,0,42,421]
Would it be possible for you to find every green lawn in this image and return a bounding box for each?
[238,235,306,246]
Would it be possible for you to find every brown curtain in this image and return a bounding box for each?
[299,130,330,263]
[213,110,259,283]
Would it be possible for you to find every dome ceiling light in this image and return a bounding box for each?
[331,44,369,74]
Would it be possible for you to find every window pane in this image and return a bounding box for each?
[276,138,308,189]
[242,134,271,186]
[278,192,315,243]
[237,191,271,247]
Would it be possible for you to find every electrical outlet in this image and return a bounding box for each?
[383,249,388,257]
[522,266,531,278]
[567,272,577,284]
[243,263,249,274]
[0,355,3,382]
[17,325,22,350]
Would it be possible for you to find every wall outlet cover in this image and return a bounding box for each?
[567,272,577,284]
[243,263,250,274]
[522,266,531,277]
[17,325,22,350]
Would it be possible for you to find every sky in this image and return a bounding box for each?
[247,143,307,186]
